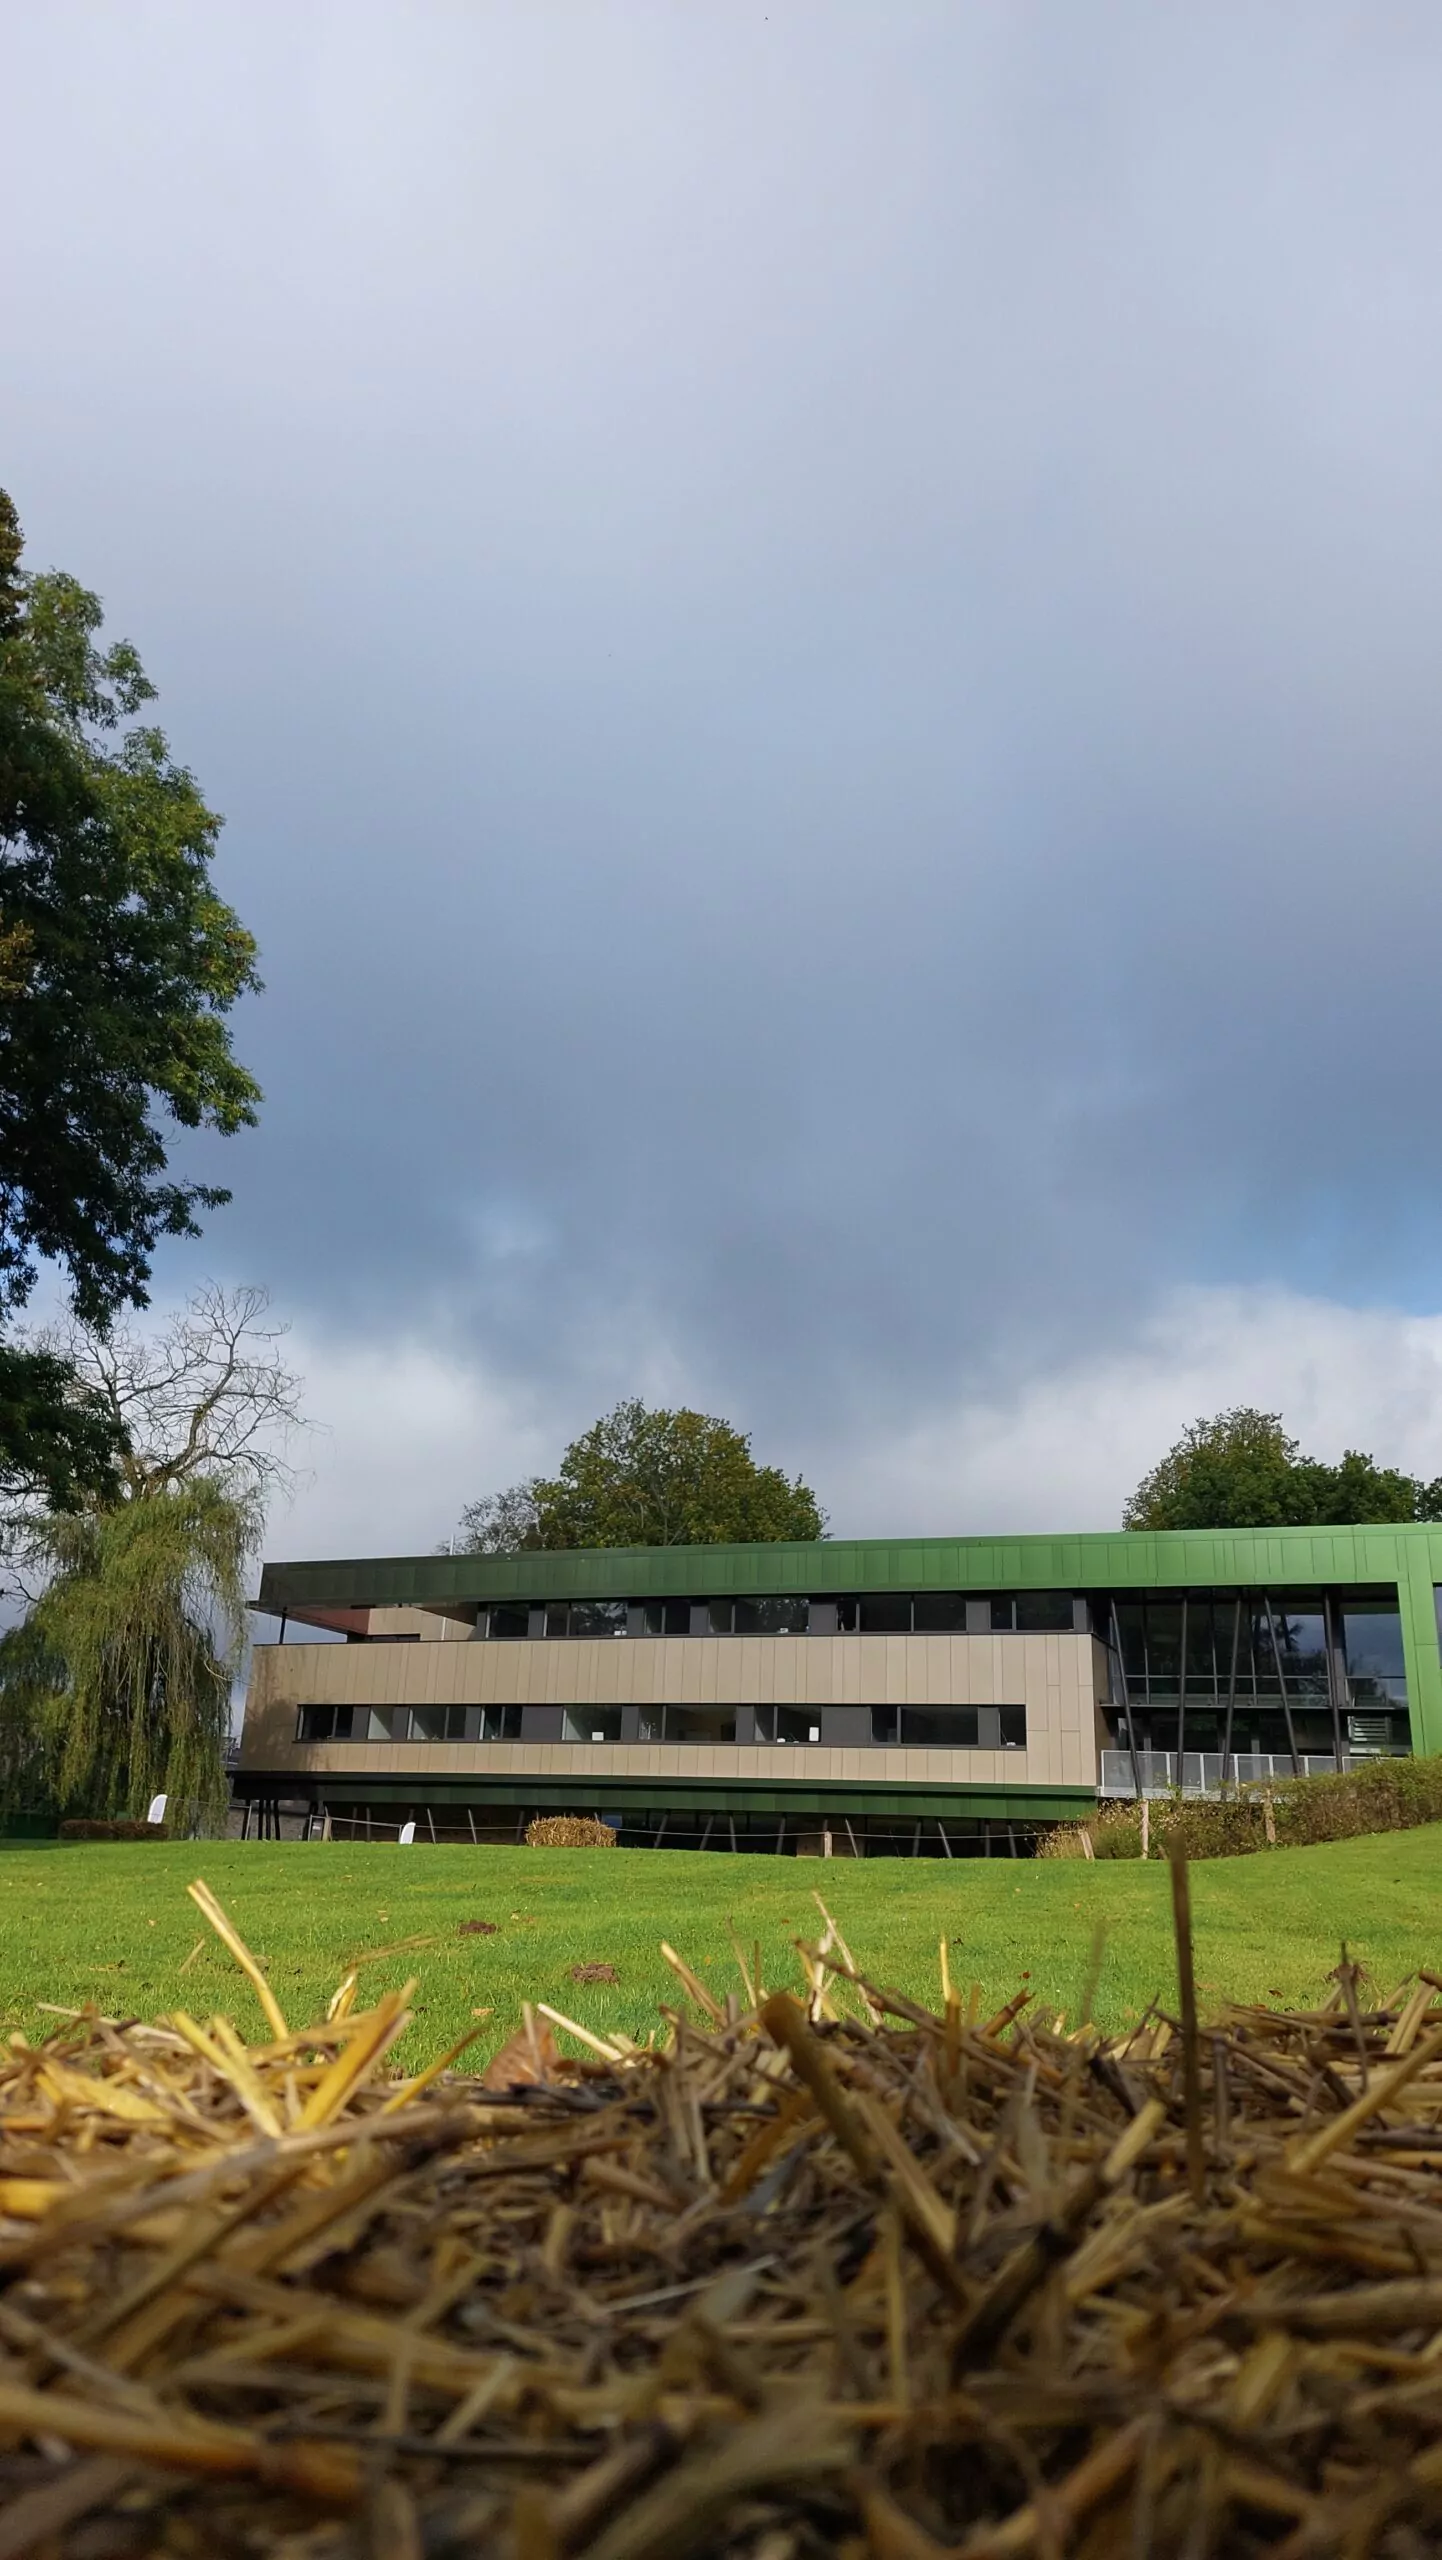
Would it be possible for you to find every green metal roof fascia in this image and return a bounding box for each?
[256,1523,1442,1612]
[233,1771,1094,1820]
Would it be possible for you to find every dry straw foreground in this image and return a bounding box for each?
[2,1870,1442,2553]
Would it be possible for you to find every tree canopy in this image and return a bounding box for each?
[457,1398,826,1551]
[1123,1407,1442,1531]
[0,490,259,1503]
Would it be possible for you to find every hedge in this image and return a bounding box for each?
[58,1818,168,1843]
[1038,1753,1442,1862]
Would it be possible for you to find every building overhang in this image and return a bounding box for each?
[232,1767,1096,1821]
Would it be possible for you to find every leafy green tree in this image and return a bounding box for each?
[1124,1406,1439,1530]
[0,1343,119,1512]
[458,1398,825,1551]
[0,490,259,1501]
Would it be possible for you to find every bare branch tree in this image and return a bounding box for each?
[454,1479,542,1553]
[26,1283,308,1512]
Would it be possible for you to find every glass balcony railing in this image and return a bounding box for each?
[1099,1748,1343,1798]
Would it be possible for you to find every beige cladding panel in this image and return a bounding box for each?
[249,1633,1087,1715]
[241,1629,1103,1785]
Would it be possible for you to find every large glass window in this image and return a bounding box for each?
[1268,1597,1330,1695]
[484,1604,530,1641]
[295,1704,399,1742]
[858,1594,913,1634]
[991,1594,1074,1632]
[569,1601,628,1638]
[410,1705,474,1742]
[756,1705,822,1742]
[898,1706,981,1748]
[734,1596,809,1635]
[297,1703,350,1741]
[638,1705,737,1743]
[562,1707,623,1742]
[1351,1604,1408,1706]
[399,1704,521,1741]
[296,1700,522,1743]
[865,1710,1019,1751]
[867,1703,1026,1747]
[912,1593,969,1633]
[636,1600,694,1637]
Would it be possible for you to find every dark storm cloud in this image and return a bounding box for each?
[6,1,1442,1467]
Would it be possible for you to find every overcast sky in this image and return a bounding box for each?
[8,2,1442,1554]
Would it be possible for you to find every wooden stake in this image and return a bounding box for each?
[1168,1842,1206,2202]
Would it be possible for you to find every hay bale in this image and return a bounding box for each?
[6,1875,1442,2551]
[524,1813,616,1847]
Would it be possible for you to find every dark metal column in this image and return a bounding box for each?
[1220,1596,1243,1785]
[1263,1594,1302,1774]
[1176,1597,1189,1781]
[1324,1593,1348,1773]
[1110,1601,1144,1800]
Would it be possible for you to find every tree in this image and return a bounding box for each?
[0,1342,120,1514]
[0,1287,304,1826]
[454,1478,544,1554]
[457,1398,825,1552]
[0,490,259,1498]
[1124,1406,1440,1531]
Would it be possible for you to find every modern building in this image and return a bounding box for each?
[234,1523,1433,1852]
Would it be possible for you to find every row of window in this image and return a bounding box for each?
[295,1701,1027,1749]
[465,1592,1080,1642]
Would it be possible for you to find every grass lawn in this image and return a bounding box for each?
[1,1828,1440,2067]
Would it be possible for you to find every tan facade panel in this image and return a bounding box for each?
[240,1629,1104,1789]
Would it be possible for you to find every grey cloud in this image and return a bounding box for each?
[6,2,1442,1506]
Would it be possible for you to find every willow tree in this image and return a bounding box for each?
[0,1285,304,1828]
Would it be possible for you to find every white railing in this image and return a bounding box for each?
[1099,1749,1341,1799]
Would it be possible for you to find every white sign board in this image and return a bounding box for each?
[146,1794,168,1826]
[398,1820,417,1845]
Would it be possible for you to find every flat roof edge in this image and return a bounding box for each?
[254,1522,1442,1615]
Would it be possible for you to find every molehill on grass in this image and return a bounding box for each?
[3,1870,1442,2553]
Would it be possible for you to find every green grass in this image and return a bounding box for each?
[2,1829,1440,2067]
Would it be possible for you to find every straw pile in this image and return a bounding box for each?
[4,1876,1442,2555]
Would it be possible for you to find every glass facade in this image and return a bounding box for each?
[1102,1588,1410,1762]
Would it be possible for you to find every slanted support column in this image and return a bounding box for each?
[1263,1595,1301,1774]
